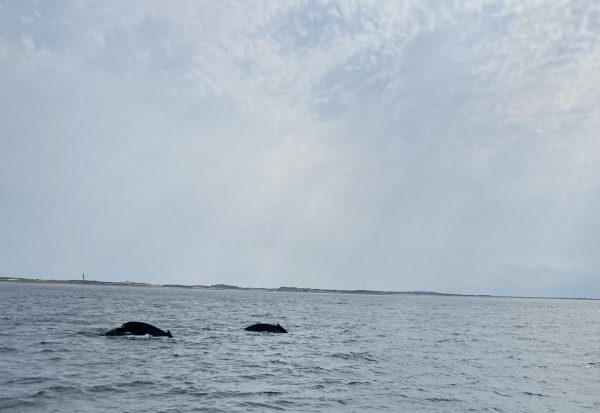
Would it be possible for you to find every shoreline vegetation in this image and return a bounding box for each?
[0,277,596,300]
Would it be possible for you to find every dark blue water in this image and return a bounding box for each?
[1,283,599,412]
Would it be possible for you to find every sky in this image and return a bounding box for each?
[1,0,599,297]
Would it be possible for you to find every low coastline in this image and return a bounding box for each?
[1,276,597,300]
[0,276,486,296]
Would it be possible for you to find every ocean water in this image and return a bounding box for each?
[0,283,599,412]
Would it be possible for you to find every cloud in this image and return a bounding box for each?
[0,0,599,296]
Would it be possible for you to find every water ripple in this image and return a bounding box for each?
[0,284,599,412]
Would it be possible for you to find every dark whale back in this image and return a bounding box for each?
[104,321,172,337]
[244,323,287,333]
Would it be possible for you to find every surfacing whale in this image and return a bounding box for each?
[104,321,173,338]
[244,323,288,333]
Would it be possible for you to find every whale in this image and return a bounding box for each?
[104,321,173,338]
[244,323,287,333]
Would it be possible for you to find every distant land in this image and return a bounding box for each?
[1,276,597,300]
[0,276,480,296]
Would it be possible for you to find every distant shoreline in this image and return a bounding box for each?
[1,276,597,300]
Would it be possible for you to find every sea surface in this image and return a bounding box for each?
[0,283,599,412]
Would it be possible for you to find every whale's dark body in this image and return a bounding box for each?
[244,323,287,333]
[104,321,172,338]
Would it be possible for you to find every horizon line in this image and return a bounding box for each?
[1,276,598,301]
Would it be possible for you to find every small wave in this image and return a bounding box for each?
[89,384,125,394]
[522,391,548,397]
[206,391,283,400]
[167,388,209,397]
[331,351,377,362]
[238,401,285,411]
[0,397,41,410]
[296,365,327,374]
[77,330,106,337]
[118,380,156,389]
[346,380,370,385]
[47,385,87,396]
[239,373,275,380]
[260,391,282,396]
[187,407,227,413]
[4,376,48,385]
[270,359,290,365]
[426,397,463,402]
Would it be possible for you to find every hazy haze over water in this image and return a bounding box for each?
[1,284,599,412]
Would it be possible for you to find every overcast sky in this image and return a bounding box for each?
[1,0,599,297]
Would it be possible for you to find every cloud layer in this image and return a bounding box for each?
[1,0,599,296]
